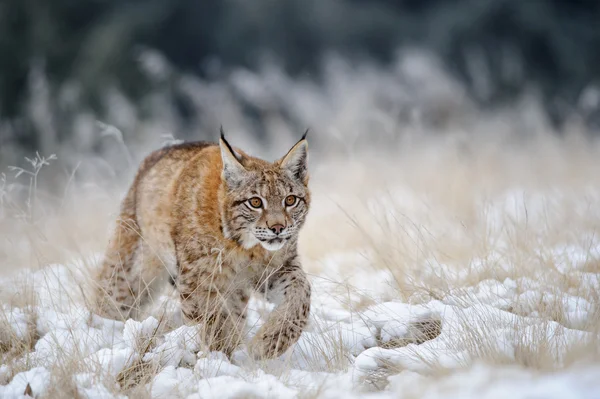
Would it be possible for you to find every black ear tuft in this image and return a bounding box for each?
[279,135,309,182]
[302,128,309,141]
[219,128,248,187]
[219,126,239,160]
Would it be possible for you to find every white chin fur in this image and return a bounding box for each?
[259,240,286,251]
[241,233,260,249]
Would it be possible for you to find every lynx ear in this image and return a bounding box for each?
[279,130,309,183]
[219,128,248,187]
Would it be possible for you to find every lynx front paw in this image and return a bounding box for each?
[250,323,303,359]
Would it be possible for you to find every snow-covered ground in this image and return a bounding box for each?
[1,176,600,398]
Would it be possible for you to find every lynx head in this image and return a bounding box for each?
[219,129,311,251]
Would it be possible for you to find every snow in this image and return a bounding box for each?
[193,374,297,399]
[386,364,600,399]
[1,367,51,398]
[75,373,124,399]
[144,325,201,367]
[1,188,600,398]
[151,367,195,398]
[2,254,598,399]
[1,305,31,341]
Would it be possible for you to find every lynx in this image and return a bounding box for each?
[95,130,311,359]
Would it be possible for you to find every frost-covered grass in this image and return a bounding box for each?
[1,132,600,398]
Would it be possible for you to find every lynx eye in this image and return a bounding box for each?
[285,195,297,207]
[248,197,263,209]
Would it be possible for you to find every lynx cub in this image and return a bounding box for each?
[96,130,311,358]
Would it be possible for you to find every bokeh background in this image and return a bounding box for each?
[2,0,600,169]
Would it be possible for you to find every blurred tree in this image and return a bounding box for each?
[1,0,599,150]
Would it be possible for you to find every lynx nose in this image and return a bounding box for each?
[269,224,285,235]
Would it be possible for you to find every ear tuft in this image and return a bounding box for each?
[301,128,309,141]
[219,130,247,187]
[279,134,309,182]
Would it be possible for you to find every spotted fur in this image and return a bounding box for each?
[95,131,311,359]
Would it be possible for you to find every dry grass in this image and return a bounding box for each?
[1,132,599,397]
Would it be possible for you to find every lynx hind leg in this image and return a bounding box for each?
[96,236,172,320]
[132,242,174,319]
[95,208,141,320]
[95,186,156,320]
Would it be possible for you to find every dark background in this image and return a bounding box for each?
[1,0,600,161]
